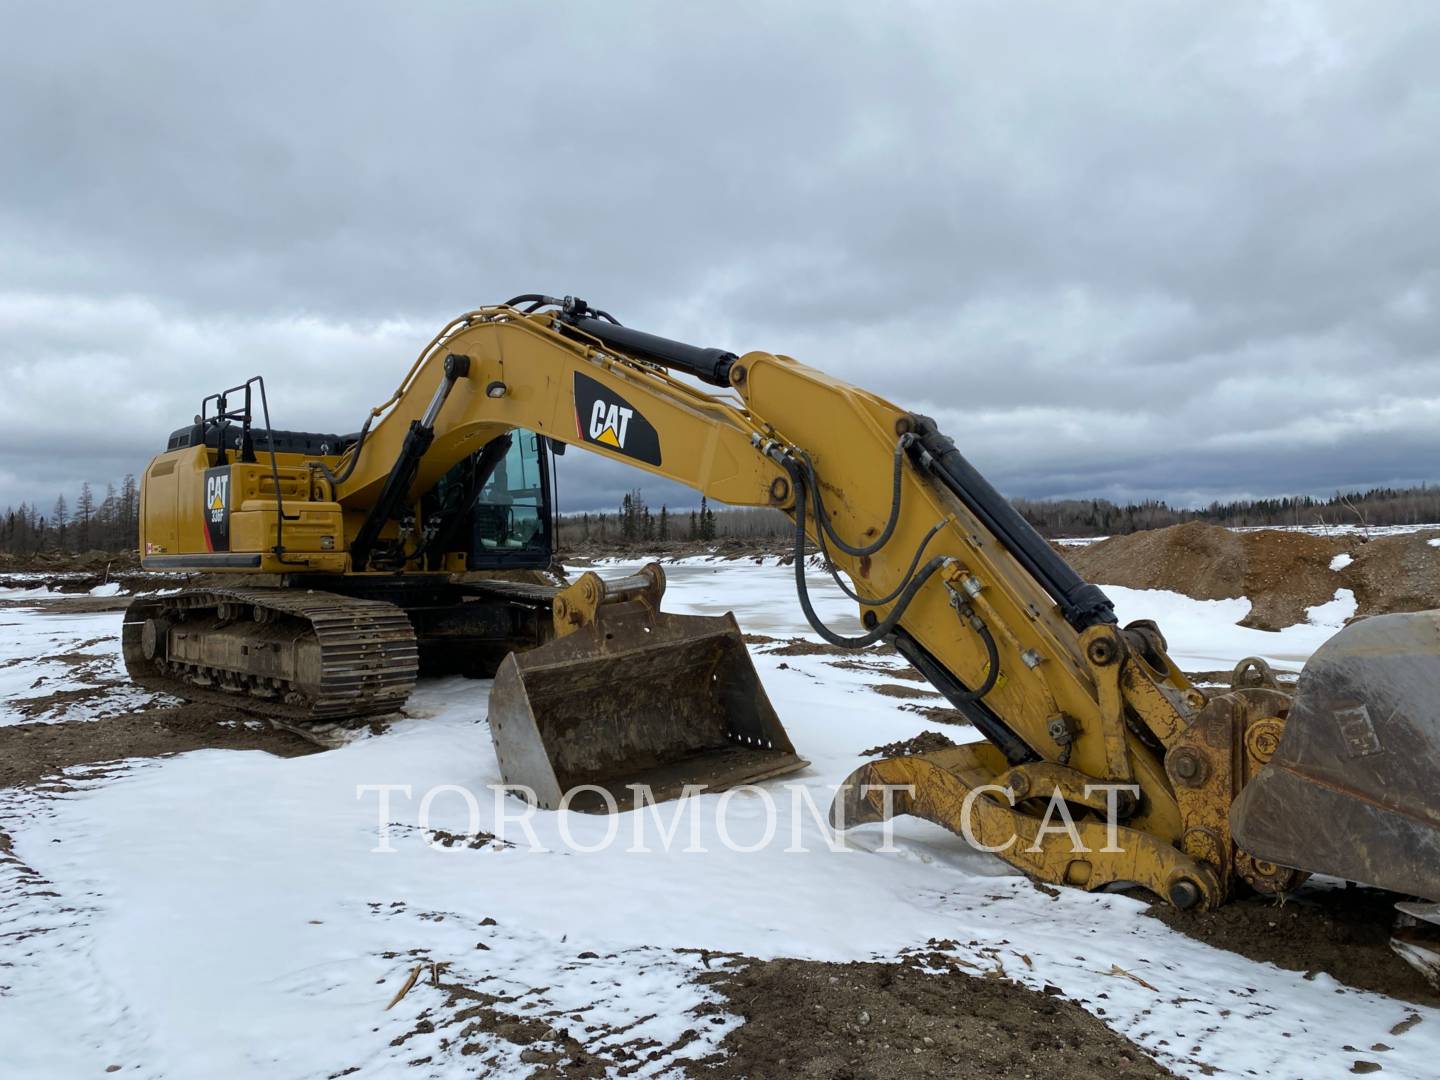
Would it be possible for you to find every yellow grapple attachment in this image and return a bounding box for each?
[487,563,806,811]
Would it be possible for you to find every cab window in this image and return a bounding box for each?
[473,431,548,557]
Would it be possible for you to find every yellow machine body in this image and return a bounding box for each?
[127,295,1440,913]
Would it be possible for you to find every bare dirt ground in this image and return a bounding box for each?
[0,703,316,789]
[693,953,1178,1080]
[382,950,1180,1079]
[0,549,141,574]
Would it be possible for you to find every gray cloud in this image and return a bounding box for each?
[2,2,1438,515]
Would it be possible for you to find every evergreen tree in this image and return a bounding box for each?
[76,482,95,550]
[51,494,69,550]
[620,493,635,541]
[658,505,669,542]
[121,474,139,546]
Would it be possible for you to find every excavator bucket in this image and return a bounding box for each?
[487,565,806,812]
[1231,610,1440,903]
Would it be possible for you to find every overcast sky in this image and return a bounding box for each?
[3,2,1438,515]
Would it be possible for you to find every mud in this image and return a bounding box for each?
[0,703,316,789]
[693,954,1178,1079]
[860,731,957,758]
[827,659,927,681]
[867,682,941,701]
[898,703,972,727]
[751,636,899,658]
[1147,884,1440,1008]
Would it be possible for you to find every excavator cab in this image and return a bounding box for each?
[421,430,555,571]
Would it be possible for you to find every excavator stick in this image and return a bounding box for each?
[1231,610,1440,904]
[487,564,807,811]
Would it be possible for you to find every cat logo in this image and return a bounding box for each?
[588,400,634,448]
[202,466,232,551]
[573,372,661,466]
[207,478,226,521]
[206,474,229,521]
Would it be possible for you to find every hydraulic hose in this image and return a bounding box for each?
[949,610,1001,703]
[798,434,912,558]
[782,458,1001,701]
[313,412,375,490]
[789,494,945,648]
[502,293,558,310]
[814,511,948,607]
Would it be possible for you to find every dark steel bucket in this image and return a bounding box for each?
[1231,610,1440,901]
[487,604,806,812]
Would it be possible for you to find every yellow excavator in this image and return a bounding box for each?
[125,294,1440,925]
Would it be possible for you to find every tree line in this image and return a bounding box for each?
[1013,484,1440,537]
[1,477,140,555]
[6,478,1440,558]
[556,489,722,548]
[559,482,1440,549]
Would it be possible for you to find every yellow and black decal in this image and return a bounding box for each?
[203,465,232,551]
[573,372,662,466]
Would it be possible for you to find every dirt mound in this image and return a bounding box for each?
[861,731,956,758]
[695,954,1178,1079]
[1068,522,1248,600]
[1069,523,1440,629]
[1066,523,1349,630]
[1347,531,1440,618]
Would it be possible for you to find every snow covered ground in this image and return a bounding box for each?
[0,560,1436,1078]
[0,604,160,725]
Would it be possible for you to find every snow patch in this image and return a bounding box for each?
[1306,587,1358,628]
[1329,552,1354,571]
[89,581,123,597]
[1103,585,1339,673]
